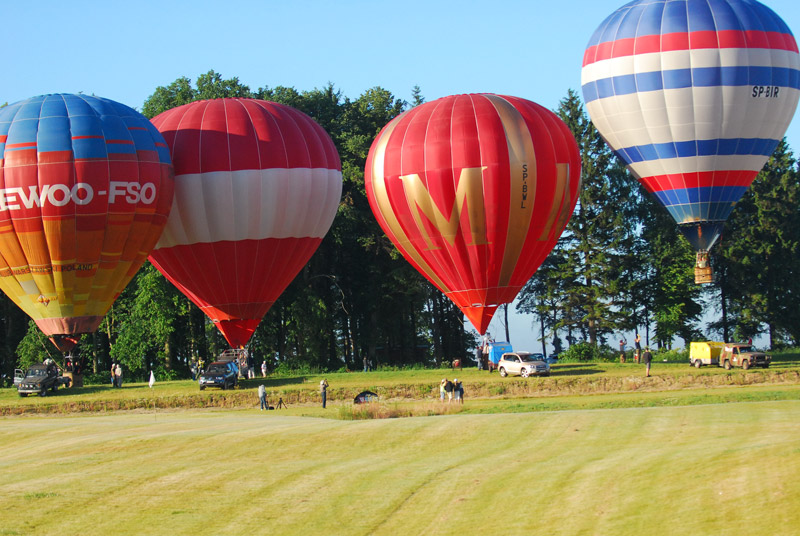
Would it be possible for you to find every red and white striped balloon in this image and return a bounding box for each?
[149,99,342,347]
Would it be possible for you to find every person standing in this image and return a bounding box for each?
[258,384,267,410]
[320,378,329,408]
[643,347,653,377]
[363,355,369,372]
[110,363,116,387]
[439,379,447,401]
[634,333,642,362]
[115,363,123,388]
[475,345,483,370]
[444,379,454,403]
[261,360,268,378]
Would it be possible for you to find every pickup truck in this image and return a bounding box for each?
[689,342,771,370]
[719,344,771,370]
[17,363,71,397]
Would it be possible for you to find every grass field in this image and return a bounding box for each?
[3,358,800,415]
[1,401,799,535]
[2,359,799,535]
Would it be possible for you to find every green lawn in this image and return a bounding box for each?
[1,401,799,535]
[3,357,800,415]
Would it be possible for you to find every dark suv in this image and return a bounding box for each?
[199,361,238,390]
[18,363,70,397]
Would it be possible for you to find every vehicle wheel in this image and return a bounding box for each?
[499,367,507,378]
[723,360,732,370]
[199,386,205,391]
[51,384,58,392]
[520,368,529,378]
[742,360,750,370]
[763,364,770,369]
[543,372,550,377]
[221,383,226,391]
[40,389,47,397]
[694,360,702,368]
[19,393,28,397]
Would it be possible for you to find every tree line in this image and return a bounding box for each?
[1,72,798,380]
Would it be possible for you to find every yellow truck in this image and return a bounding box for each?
[690,341,771,369]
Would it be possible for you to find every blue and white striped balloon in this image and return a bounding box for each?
[582,0,800,252]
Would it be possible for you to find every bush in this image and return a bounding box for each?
[153,366,181,381]
[272,362,321,377]
[654,348,689,362]
[560,343,600,362]
[84,372,113,386]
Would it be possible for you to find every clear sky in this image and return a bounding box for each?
[3,0,798,351]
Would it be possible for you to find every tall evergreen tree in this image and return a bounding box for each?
[713,140,800,347]
[639,195,702,348]
[552,89,637,346]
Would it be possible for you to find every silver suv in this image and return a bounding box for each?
[497,352,550,378]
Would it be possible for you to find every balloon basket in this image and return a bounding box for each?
[694,251,714,285]
[695,265,714,285]
[64,372,83,388]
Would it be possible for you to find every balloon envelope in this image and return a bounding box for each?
[0,94,174,351]
[148,99,342,348]
[582,0,800,252]
[365,94,581,334]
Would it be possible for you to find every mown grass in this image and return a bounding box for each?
[3,355,800,416]
[1,401,798,535]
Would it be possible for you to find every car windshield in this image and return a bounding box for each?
[27,368,47,377]
[206,366,227,374]
[736,346,752,353]
[520,354,543,362]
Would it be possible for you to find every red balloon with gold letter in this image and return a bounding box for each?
[365,94,581,334]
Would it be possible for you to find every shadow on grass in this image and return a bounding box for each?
[239,376,307,388]
[55,385,117,396]
[550,364,604,376]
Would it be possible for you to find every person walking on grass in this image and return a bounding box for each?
[439,379,447,401]
[643,347,653,377]
[320,378,329,408]
[258,384,267,411]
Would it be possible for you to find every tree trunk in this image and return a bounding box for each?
[503,303,510,342]
[720,280,730,343]
[539,311,547,358]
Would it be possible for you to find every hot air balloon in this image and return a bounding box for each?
[582,0,800,283]
[148,99,342,348]
[0,93,174,352]
[365,94,581,334]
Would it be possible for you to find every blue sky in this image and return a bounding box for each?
[3,0,798,350]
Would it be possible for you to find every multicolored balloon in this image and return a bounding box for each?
[0,94,174,351]
[582,0,800,278]
[148,98,342,348]
[365,94,581,334]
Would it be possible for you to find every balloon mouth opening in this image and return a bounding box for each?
[461,305,499,336]
[678,221,724,252]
